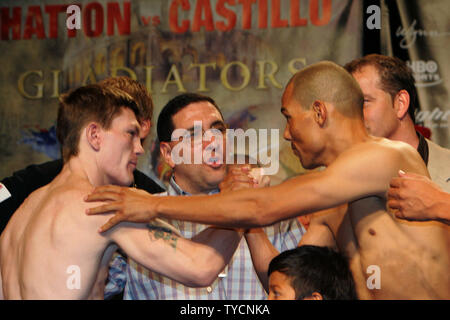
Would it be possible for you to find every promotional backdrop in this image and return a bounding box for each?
[0,0,448,186]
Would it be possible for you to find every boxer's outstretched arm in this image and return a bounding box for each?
[153,146,405,227]
[86,145,417,231]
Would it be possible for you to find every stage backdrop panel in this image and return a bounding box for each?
[381,0,450,148]
[1,0,364,184]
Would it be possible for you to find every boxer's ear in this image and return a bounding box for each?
[86,122,102,151]
[312,100,327,127]
[160,142,176,168]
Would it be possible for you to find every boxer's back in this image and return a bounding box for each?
[0,172,111,299]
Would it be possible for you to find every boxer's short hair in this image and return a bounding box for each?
[57,84,140,162]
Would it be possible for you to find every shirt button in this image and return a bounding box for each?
[206,286,212,293]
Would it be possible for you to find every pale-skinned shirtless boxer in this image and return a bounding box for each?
[0,85,242,299]
[85,62,450,299]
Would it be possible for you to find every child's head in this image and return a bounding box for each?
[268,245,357,300]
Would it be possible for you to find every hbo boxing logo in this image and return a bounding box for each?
[407,60,441,87]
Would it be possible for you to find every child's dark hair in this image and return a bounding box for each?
[268,245,357,300]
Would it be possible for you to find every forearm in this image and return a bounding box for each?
[184,227,244,287]
[432,191,450,224]
[154,182,319,228]
[155,190,274,228]
[245,229,280,293]
[113,222,241,288]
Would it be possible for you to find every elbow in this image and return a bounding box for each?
[184,265,219,288]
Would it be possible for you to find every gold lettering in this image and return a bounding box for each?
[17,70,44,99]
[188,62,217,92]
[221,61,250,91]
[288,57,307,74]
[51,70,61,98]
[144,66,154,93]
[94,52,106,75]
[257,60,282,89]
[111,66,137,80]
[82,67,97,85]
[162,64,186,93]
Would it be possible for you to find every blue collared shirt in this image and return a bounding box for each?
[105,177,305,300]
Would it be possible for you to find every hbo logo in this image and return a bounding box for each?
[407,60,438,73]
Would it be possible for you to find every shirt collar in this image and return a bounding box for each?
[168,176,219,196]
[416,131,429,165]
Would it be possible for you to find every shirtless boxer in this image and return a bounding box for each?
[86,62,450,299]
[0,85,242,299]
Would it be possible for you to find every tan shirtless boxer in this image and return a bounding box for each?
[86,62,450,299]
[0,85,241,299]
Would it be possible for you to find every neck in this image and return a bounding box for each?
[388,118,419,149]
[172,173,216,195]
[322,118,370,166]
[65,155,104,187]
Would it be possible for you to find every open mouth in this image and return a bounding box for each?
[205,157,223,168]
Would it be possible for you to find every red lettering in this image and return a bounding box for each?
[141,16,152,26]
[23,6,45,39]
[1,7,21,40]
[290,0,307,26]
[67,24,78,38]
[107,2,130,35]
[258,0,268,29]
[239,0,256,30]
[193,0,214,32]
[271,0,287,28]
[310,0,331,26]
[83,2,103,37]
[45,5,66,38]
[169,0,190,34]
[216,0,236,32]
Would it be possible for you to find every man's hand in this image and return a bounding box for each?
[219,165,254,193]
[85,185,157,232]
[219,165,270,193]
[387,170,445,221]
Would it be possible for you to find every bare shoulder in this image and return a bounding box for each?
[46,178,93,212]
[45,178,114,233]
[373,138,428,175]
[374,137,421,159]
[345,137,416,161]
[332,137,428,176]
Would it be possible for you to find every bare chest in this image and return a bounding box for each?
[328,197,450,299]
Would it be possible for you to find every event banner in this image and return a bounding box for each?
[0,0,365,183]
[381,0,450,148]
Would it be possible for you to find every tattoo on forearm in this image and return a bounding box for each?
[147,224,178,250]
